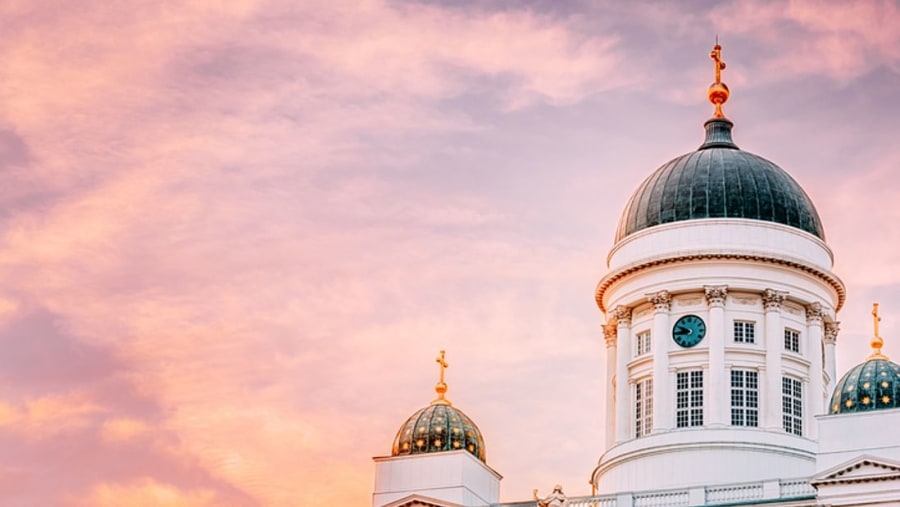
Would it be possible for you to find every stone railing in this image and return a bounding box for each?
[779,479,816,498]
[705,482,763,503]
[633,489,689,507]
[493,477,816,507]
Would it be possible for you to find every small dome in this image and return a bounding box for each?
[830,358,900,414]
[391,402,486,462]
[615,118,825,242]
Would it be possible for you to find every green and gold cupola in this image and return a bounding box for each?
[830,303,900,414]
[391,351,486,462]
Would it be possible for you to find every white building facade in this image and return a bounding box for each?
[372,45,900,507]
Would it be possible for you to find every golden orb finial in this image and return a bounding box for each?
[708,42,730,118]
[869,303,890,360]
[432,350,452,405]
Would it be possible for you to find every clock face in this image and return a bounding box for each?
[672,314,706,348]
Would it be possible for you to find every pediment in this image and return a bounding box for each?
[813,455,900,485]
[382,494,463,507]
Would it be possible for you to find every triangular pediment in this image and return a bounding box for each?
[813,455,900,485]
[382,494,463,507]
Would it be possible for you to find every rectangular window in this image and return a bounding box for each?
[634,378,653,438]
[731,370,759,427]
[676,370,704,428]
[782,377,803,436]
[635,331,652,357]
[784,329,800,353]
[734,321,756,344]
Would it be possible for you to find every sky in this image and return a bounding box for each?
[2,0,900,505]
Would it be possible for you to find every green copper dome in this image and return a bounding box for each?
[391,402,486,462]
[615,118,825,242]
[830,357,900,414]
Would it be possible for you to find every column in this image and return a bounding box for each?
[806,303,825,440]
[824,322,840,399]
[763,289,787,431]
[614,306,632,443]
[649,290,671,432]
[603,322,618,449]
[705,285,728,426]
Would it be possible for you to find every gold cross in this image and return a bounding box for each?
[436,350,448,384]
[870,302,889,360]
[432,350,452,405]
[874,302,882,339]
[707,42,730,118]
[710,43,726,84]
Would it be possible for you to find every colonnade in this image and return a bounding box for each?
[604,287,839,445]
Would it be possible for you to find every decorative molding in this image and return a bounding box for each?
[704,285,728,307]
[595,253,846,313]
[812,456,900,486]
[676,296,702,307]
[634,308,653,319]
[762,288,788,311]
[824,321,840,345]
[784,302,802,315]
[647,290,672,312]
[731,296,759,306]
[614,305,632,326]
[805,302,825,325]
[603,323,618,347]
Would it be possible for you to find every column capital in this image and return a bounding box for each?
[806,302,825,325]
[603,322,618,347]
[824,321,841,345]
[647,290,671,313]
[614,305,632,326]
[704,285,728,307]
[762,288,788,311]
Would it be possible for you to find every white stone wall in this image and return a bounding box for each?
[372,451,501,507]
[594,219,842,494]
[607,218,833,272]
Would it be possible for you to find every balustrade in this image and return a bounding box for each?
[492,477,815,507]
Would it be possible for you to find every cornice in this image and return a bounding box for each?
[595,253,845,313]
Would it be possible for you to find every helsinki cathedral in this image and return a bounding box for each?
[371,44,900,507]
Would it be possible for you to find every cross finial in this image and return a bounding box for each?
[432,350,451,405]
[708,41,730,118]
[869,302,889,360]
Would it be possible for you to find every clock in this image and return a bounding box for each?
[672,314,706,348]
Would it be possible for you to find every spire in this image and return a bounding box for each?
[699,42,739,150]
[708,41,730,118]
[431,350,452,405]
[869,302,890,360]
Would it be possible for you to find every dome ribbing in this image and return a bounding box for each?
[391,403,486,462]
[830,358,900,414]
[615,118,825,242]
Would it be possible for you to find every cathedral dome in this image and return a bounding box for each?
[829,357,900,414]
[615,117,825,242]
[390,351,486,462]
[830,306,900,415]
[391,402,486,462]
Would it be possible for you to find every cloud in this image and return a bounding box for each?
[710,0,900,82]
[71,478,222,507]
[1,1,898,505]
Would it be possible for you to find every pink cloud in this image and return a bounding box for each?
[0,1,898,505]
[711,0,900,82]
